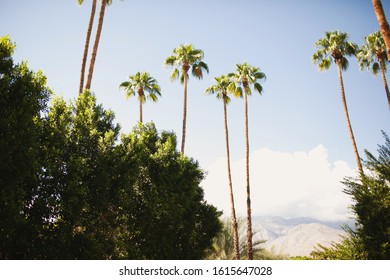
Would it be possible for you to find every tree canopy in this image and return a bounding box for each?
[0,36,221,259]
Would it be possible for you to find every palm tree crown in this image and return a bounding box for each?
[164,44,209,82]
[358,30,390,109]
[358,31,388,75]
[120,72,161,102]
[312,31,358,71]
[164,43,209,154]
[205,75,232,103]
[119,72,161,123]
[228,63,266,96]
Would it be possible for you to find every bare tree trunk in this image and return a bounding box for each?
[181,72,188,154]
[243,87,253,260]
[78,0,97,95]
[379,58,390,109]
[223,97,240,260]
[85,0,107,90]
[336,61,364,178]
[372,0,390,62]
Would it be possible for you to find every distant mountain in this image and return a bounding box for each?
[252,216,351,257]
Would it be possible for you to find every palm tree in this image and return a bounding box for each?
[357,31,390,109]
[229,63,266,260]
[164,44,209,154]
[85,0,112,90]
[119,72,161,123]
[372,0,390,61]
[77,0,97,95]
[312,31,364,177]
[205,218,266,260]
[205,75,240,260]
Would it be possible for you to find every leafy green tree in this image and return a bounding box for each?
[205,75,240,260]
[311,131,390,260]
[77,0,97,94]
[228,63,266,260]
[31,93,221,260]
[1,36,221,260]
[30,91,121,259]
[118,123,222,259]
[310,226,367,260]
[0,35,51,259]
[343,131,390,259]
[164,44,209,154]
[312,31,364,177]
[119,72,161,123]
[357,31,390,109]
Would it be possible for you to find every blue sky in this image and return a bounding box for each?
[1,0,389,220]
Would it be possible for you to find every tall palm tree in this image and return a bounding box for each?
[164,44,209,154]
[357,31,390,109]
[312,31,364,177]
[77,0,97,95]
[119,72,161,123]
[372,0,390,61]
[85,0,112,90]
[229,63,266,260]
[205,75,240,260]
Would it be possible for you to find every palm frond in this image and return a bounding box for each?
[164,55,177,67]
[253,83,263,95]
[372,62,380,76]
[169,68,180,82]
[318,57,332,71]
[340,56,349,71]
[119,81,130,88]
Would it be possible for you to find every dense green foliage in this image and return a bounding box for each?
[0,36,221,259]
[310,132,390,260]
[0,36,51,259]
[344,131,390,259]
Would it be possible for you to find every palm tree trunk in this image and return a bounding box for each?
[336,62,364,178]
[379,58,390,109]
[372,0,390,62]
[85,0,107,90]
[243,88,253,260]
[181,73,188,154]
[78,0,97,95]
[223,97,240,260]
[139,97,143,123]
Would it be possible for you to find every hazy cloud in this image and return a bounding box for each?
[202,145,357,221]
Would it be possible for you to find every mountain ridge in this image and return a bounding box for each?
[251,216,351,257]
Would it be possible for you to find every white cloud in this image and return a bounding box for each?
[202,145,357,221]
